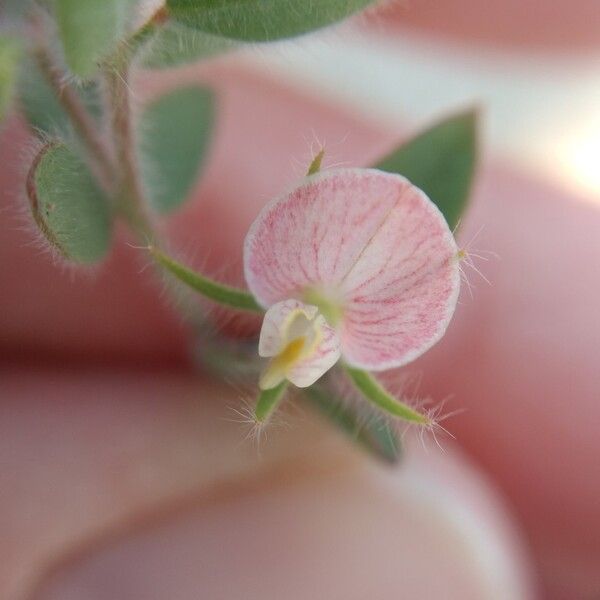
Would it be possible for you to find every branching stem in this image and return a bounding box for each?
[33,45,115,190]
[104,49,157,242]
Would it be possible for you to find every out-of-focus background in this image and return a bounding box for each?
[249,8,600,203]
[2,2,599,600]
[240,13,600,596]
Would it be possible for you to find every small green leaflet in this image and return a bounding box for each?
[166,0,374,42]
[139,86,215,213]
[375,110,478,231]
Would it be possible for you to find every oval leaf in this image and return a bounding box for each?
[140,22,235,68]
[166,0,374,42]
[139,85,214,213]
[55,0,130,78]
[27,142,112,263]
[374,110,478,231]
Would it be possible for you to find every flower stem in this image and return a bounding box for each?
[104,49,157,242]
[150,246,264,312]
[33,45,114,190]
[344,366,430,424]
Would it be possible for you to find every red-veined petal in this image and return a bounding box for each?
[244,169,460,371]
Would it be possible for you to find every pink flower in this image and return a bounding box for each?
[244,168,460,390]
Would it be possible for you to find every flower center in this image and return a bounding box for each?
[269,336,306,373]
[302,288,344,327]
[259,310,318,389]
[258,300,341,390]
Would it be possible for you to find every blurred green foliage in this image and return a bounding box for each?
[28,142,112,263]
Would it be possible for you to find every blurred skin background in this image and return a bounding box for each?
[1,1,599,599]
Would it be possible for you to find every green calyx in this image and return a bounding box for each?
[254,381,288,423]
[344,366,430,425]
[306,148,325,176]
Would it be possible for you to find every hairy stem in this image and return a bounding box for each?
[33,46,114,190]
[104,50,157,242]
[150,246,264,312]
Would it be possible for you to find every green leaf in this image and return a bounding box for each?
[166,0,374,42]
[140,22,235,68]
[374,110,478,231]
[0,35,21,124]
[55,0,131,78]
[27,142,112,263]
[150,246,264,312]
[344,366,429,425]
[139,86,214,213]
[18,57,102,137]
[303,386,402,464]
[255,381,288,423]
